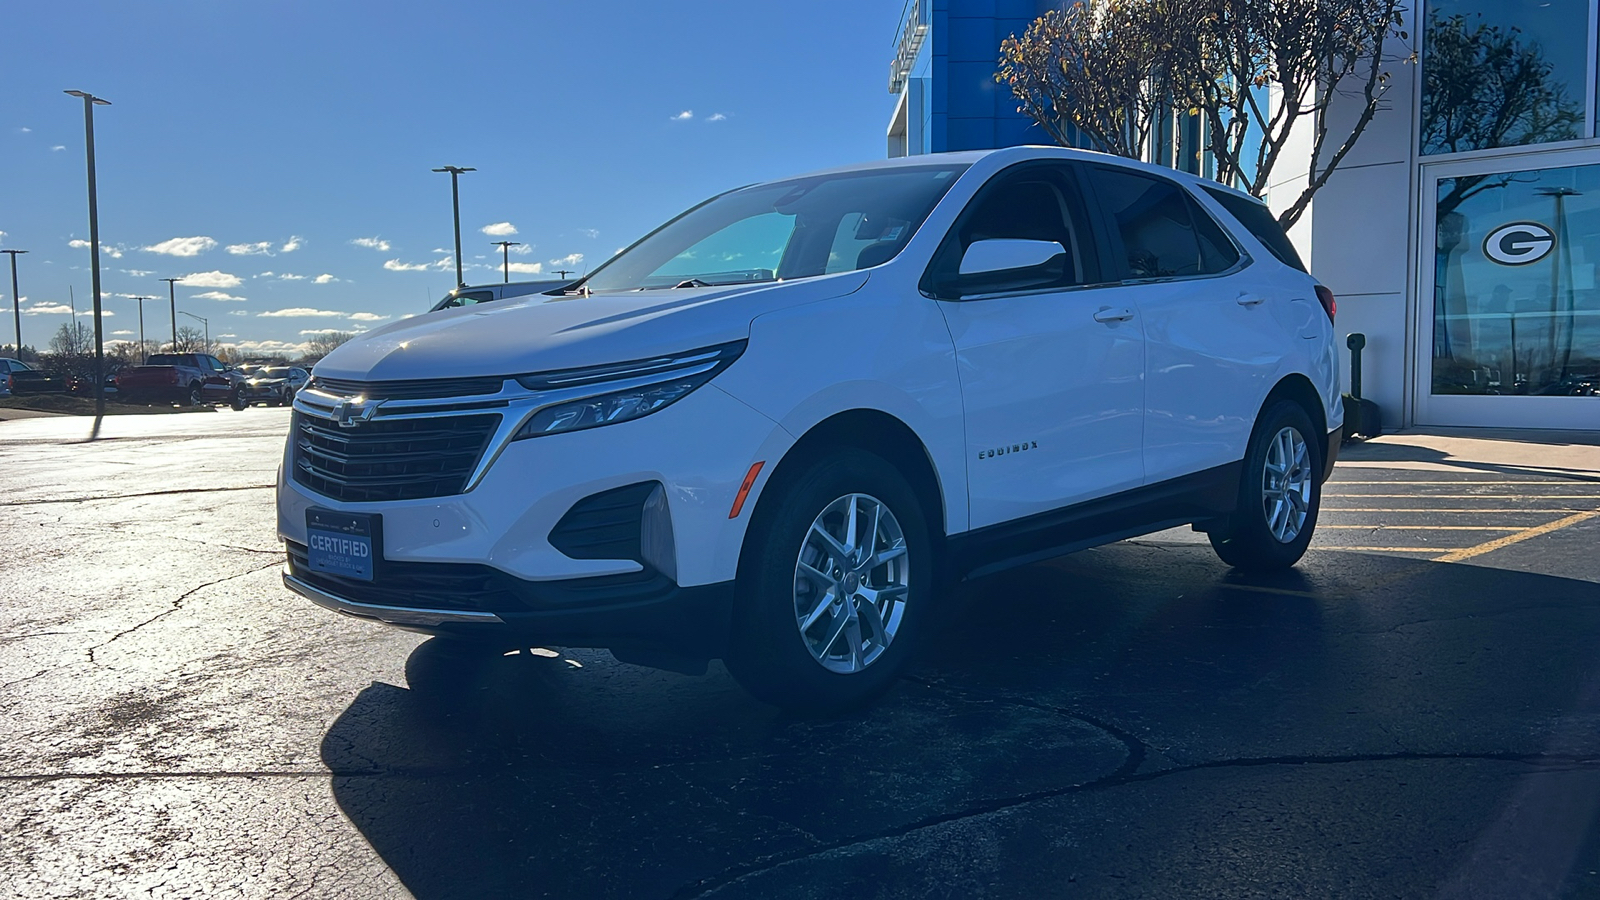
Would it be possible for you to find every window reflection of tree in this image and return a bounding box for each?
[1425,13,1584,395]
[1423,13,1582,215]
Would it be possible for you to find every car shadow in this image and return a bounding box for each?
[320,541,1600,899]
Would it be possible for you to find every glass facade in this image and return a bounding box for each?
[1432,162,1600,397]
[1421,0,1588,155]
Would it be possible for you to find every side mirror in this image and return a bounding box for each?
[959,239,1066,276]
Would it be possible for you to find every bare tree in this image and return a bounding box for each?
[167,326,206,354]
[300,331,355,366]
[998,0,1410,230]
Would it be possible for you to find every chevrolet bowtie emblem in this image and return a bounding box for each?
[332,397,379,428]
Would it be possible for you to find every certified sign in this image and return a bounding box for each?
[1483,221,1556,266]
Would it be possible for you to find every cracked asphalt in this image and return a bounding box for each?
[4,410,1600,898]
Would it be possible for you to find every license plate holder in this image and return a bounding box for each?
[305,509,379,582]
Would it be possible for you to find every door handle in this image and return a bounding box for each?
[1236,293,1266,307]
[1093,307,1135,323]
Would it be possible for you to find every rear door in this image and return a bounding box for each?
[930,161,1146,529]
[1082,164,1291,484]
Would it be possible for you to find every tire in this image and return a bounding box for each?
[1208,400,1322,571]
[724,450,933,713]
[230,390,247,411]
[283,389,295,407]
[187,383,203,407]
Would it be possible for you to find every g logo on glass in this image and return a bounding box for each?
[1483,222,1556,266]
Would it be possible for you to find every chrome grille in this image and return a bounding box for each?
[292,411,502,502]
[309,375,506,401]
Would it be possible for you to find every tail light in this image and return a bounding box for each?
[1314,285,1336,322]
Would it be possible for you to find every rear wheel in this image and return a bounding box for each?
[187,383,203,407]
[725,450,932,713]
[1208,400,1322,571]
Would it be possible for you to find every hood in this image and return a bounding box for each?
[315,272,868,381]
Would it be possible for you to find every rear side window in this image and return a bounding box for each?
[1087,167,1239,280]
[1202,187,1307,272]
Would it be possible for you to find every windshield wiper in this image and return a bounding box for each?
[674,278,714,289]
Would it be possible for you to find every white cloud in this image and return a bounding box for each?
[347,312,388,322]
[144,236,217,257]
[23,303,73,315]
[278,273,307,281]
[51,145,65,152]
[220,333,236,338]
[383,259,430,272]
[280,236,303,253]
[506,261,543,275]
[707,113,727,122]
[78,309,111,317]
[351,237,391,251]
[430,248,451,254]
[121,268,155,277]
[481,222,518,237]
[193,291,247,301]
[550,253,585,268]
[256,271,274,278]
[509,243,534,255]
[313,274,339,284]
[112,330,134,336]
[236,339,308,355]
[578,228,599,239]
[672,110,694,121]
[68,238,124,258]
[258,307,344,318]
[226,241,274,256]
[228,310,248,316]
[18,127,31,133]
[430,257,455,271]
[179,270,243,288]
[0,230,7,243]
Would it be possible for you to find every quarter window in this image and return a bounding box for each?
[1088,167,1238,280]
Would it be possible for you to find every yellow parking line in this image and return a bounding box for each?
[1323,508,1580,513]
[1325,494,1599,500]
[1431,510,1600,563]
[1318,525,1519,530]
[1315,546,1444,553]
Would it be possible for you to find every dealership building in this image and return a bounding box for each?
[888,0,1599,431]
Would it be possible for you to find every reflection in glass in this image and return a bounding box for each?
[1434,164,1600,397]
[1421,0,1584,156]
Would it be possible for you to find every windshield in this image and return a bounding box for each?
[260,367,293,378]
[579,164,968,293]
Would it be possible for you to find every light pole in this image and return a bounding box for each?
[179,310,209,357]
[551,269,574,279]
[431,165,475,287]
[491,241,522,283]
[129,296,154,361]
[1,249,25,357]
[1538,186,1581,380]
[65,89,111,417]
[160,277,181,349]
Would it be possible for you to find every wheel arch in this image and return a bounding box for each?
[1258,373,1330,477]
[736,408,950,597]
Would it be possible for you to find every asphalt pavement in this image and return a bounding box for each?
[3,409,1600,899]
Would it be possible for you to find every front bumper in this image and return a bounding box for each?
[280,554,736,658]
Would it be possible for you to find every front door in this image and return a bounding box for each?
[930,162,1146,529]
[1417,150,1600,428]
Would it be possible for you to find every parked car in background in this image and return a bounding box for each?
[116,353,246,409]
[241,366,310,406]
[280,147,1342,711]
[430,279,574,312]
[0,358,70,394]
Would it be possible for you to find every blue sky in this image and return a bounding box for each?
[1,1,903,356]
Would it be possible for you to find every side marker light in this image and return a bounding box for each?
[728,461,765,519]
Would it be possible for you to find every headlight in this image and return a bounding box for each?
[511,340,745,440]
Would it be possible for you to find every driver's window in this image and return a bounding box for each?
[928,164,1097,298]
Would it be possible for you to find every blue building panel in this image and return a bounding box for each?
[888,0,1064,157]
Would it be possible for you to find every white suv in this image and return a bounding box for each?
[278,147,1342,710]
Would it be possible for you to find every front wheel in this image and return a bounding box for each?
[725,450,933,713]
[187,383,204,407]
[1208,400,1322,571]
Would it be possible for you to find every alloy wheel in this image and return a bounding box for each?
[1261,426,1312,543]
[792,493,910,674]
